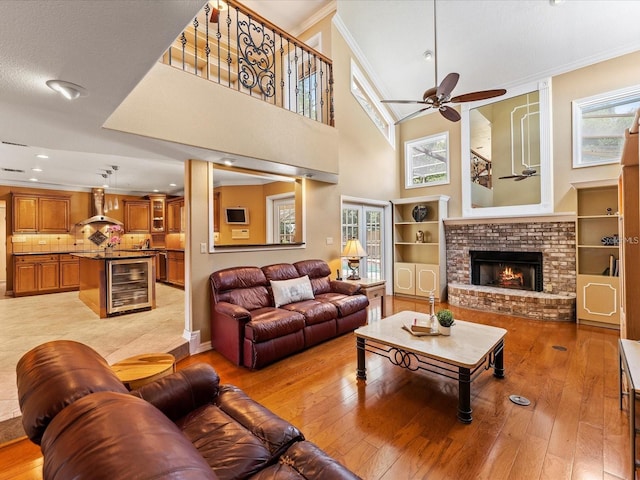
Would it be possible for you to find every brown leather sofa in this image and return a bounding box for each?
[16,340,361,480]
[210,259,369,369]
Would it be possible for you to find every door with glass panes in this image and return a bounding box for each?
[341,204,384,280]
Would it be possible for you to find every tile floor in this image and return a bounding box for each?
[0,282,186,423]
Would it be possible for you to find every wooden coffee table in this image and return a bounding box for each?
[111,353,176,390]
[354,311,506,423]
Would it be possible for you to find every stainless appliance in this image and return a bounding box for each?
[107,257,153,315]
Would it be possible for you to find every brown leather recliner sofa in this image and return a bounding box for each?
[210,259,369,369]
[16,340,361,480]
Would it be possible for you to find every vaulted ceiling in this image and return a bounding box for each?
[1,0,639,193]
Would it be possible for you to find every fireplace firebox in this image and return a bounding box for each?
[470,250,543,292]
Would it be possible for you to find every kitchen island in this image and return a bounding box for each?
[73,251,156,318]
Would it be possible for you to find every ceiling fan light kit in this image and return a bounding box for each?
[381,0,506,124]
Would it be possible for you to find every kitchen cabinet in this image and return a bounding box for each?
[59,254,80,289]
[124,200,151,233]
[167,197,184,233]
[14,254,60,296]
[148,195,166,233]
[391,195,449,300]
[12,194,70,233]
[166,250,184,287]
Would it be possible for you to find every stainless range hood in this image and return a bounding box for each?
[77,188,123,226]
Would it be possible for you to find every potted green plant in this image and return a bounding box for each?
[436,309,455,336]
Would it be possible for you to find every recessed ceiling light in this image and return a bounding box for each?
[35,154,49,159]
[169,183,177,187]
[46,80,88,100]
[29,178,38,182]
[223,159,235,166]
[31,167,43,172]
[153,189,159,193]
[102,184,109,188]
[423,50,433,61]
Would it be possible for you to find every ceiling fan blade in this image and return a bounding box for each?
[515,176,530,181]
[450,88,507,103]
[436,72,459,98]
[498,175,522,179]
[381,99,427,105]
[395,107,431,125]
[422,86,438,101]
[439,105,461,122]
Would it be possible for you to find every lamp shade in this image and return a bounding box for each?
[342,239,367,258]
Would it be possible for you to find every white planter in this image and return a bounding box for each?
[438,324,451,336]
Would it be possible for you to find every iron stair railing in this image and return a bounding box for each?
[162,0,334,127]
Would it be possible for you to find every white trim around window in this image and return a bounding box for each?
[350,59,396,149]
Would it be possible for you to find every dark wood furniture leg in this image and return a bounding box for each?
[457,367,472,424]
[356,337,366,380]
[494,340,505,378]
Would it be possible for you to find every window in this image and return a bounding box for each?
[341,202,384,281]
[573,85,640,168]
[350,60,395,148]
[266,193,295,244]
[274,196,295,244]
[405,132,449,188]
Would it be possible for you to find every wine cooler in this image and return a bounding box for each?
[107,257,153,315]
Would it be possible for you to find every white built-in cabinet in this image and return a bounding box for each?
[391,195,449,301]
[573,180,620,328]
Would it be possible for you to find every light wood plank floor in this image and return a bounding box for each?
[0,296,630,480]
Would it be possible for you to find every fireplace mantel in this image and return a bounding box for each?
[444,212,575,226]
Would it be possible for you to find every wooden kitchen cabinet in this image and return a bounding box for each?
[166,250,184,287]
[124,201,151,233]
[148,195,166,233]
[166,198,184,233]
[59,254,80,289]
[14,254,60,296]
[12,194,70,233]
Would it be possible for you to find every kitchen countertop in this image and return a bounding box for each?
[72,251,157,260]
[13,248,168,256]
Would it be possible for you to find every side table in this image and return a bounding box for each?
[111,352,176,390]
[344,278,386,318]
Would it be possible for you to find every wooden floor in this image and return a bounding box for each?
[0,296,631,480]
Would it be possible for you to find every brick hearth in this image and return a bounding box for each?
[444,215,576,321]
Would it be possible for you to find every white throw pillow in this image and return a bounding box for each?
[271,275,314,307]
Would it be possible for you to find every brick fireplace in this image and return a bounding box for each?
[444,215,576,321]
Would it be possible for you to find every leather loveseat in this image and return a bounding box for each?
[210,259,369,369]
[16,340,361,480]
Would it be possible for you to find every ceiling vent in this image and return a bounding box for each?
[1,141,28,147]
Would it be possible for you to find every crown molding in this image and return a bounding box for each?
[291,0,337,38]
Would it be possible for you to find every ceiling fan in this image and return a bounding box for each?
[498,167,539,181]
[381,0,506,124]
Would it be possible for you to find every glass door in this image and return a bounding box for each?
[341,203,384,281]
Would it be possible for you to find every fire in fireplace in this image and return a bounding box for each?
[470,250,543,292]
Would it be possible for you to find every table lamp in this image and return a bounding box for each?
[342,238,367,280]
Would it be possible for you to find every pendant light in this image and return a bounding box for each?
[112,166,119,210]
